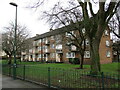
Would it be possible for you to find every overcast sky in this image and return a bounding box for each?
[0,0,73,37]
[0,0,52,37]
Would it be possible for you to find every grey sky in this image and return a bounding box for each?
[0,0,50,37]
[0,0,72,37]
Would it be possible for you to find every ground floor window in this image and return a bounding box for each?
[66,52,75,58]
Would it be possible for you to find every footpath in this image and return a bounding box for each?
[1,74,53,89]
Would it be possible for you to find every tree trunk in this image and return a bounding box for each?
[90,39,101,75]
[8,55,12,76]
[117,50,119,62]
[80,55,84,69]
[8,55,12,65]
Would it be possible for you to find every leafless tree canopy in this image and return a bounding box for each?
[31,0,120,73]
[2,22,31,64]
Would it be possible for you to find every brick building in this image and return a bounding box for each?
[21,27,113,64]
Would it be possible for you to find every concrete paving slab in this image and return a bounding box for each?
[2,75,47,88]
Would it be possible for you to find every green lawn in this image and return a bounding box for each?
[101,62,119,74]
[2,61,119,88]
[1,59,119,74]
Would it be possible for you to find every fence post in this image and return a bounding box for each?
[48,67,51,88]
[23,65,25,80]
[101,72,104,89]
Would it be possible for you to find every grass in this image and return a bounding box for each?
[2,60,119,88]
[1,59,119,74]
[101,62,119,74]
[2,63,119,88]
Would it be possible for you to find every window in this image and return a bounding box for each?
[66,52,75,58]
[42,38,45,42]
[45,46,48,49]
[56,44,62,50]
[38,39,42,43]
[50,53,55,58]
[85,39,89,45]
[106,51,110,57]
[38,54,41,58]
[50,44,55,49]
[106,40,110,47]
[105,30,109,36]
[51,36,54,40]
[66,31,74,38]
[82,28,85,33]
[84,51,90,58]
[82,39,89,46]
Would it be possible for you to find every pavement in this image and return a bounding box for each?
[1,74,51,89]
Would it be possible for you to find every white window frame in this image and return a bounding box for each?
[105,30,109,36]
[82,28,85,33]
[106,40,110,47]
[50,44,55,49]
[66,52,75,58]
[51,36,54,40]
[106,51,111,58]
[84,51,90,58]
[85,39,89,45]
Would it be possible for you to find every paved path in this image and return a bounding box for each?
[1,74,48,89]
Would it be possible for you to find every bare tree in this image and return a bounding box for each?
[109,3,120,39]
[2,22,31,64]
[31,0,120,74]
[41,1,87,69]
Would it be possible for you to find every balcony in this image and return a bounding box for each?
[21,52,26,55]
[56,44,62,50]
[44,49,50,54]
[33,41,39,46]
[56,50,63,53]
[45,40,50,45]
[33,49,39,54]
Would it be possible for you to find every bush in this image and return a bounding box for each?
[69,58,80,64]
[46,60,52,63]
[2,56,8,60]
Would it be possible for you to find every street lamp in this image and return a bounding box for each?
[9,2,18,80]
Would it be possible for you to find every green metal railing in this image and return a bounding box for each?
[2,64,120,89]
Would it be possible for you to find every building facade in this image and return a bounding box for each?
[21,27,113,64]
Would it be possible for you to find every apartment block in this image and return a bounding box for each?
[21,27,113,64]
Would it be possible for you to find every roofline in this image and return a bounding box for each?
[34,22,83,41]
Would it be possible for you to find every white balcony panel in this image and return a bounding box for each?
[56,45,62,50]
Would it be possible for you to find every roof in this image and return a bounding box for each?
[34,22,83,41]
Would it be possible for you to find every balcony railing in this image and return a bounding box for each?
[44,49,50,54]
[56,45,62,50]
[45,40,50,45]
[33,42,39,46]
[56,50,63,53]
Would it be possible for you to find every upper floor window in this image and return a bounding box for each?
[50,44,55,49]
[82,28,85,33]
[84,51,90,58]
[42,38,45,42]
[51,36,54,40]
[106,51,110,57]
[105,30,109,36]
[106,40,110,47]
[85,39,89,45]
[38,39,42,43]
[66,31,74,38]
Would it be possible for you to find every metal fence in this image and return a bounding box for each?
[2,64,120,89]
